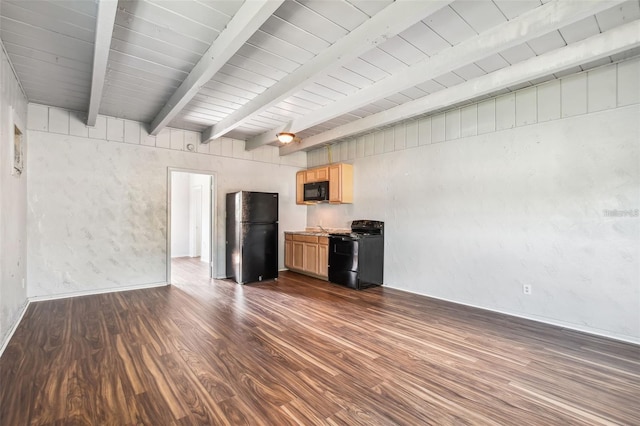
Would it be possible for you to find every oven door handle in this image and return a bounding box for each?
[331,236,354,242]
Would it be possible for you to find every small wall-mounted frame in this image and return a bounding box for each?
[10,107,24,176]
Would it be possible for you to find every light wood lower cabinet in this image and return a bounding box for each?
[285,233,328,280]
[284,234,304,269]
[303,242,319,275]
[318,242,328,277]
[285,238,292,269]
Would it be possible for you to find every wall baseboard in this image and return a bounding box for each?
[384,284,640,346]
[27,281,169,303]
[0,301,30,358]
[6,279,636,360]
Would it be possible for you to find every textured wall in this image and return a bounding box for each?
[307,59,640,343]
[26,109,307,298]
[0,43,28,350]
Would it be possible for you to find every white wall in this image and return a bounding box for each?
[170,172,191,257]
[190,173,211,263]
[307,58,640,343]
[0,43,28,350]
[26,107,307,298]
[170,172,211,261]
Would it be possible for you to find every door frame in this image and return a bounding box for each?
[167,167,217,283]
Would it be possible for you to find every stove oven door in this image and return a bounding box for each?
[328,236,359,289]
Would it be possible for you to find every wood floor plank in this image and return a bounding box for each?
[1,257,639,425]
[0,369,35,425]
[160,351,228,425]
[174,346,236,404]
[137,343,189,420]
[280,398,328,425]
[133,391,178,426]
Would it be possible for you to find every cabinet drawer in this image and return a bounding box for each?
[319,236,328,245]
[292,234,319,243]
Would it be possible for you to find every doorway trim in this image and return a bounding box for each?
[167,167,217,284]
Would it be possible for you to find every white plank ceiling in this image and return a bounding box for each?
[1,0,639,154]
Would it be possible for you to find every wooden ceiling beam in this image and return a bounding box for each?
[281,20,640,155]
[86,0,117,127]
[253,0,626,150]
[147,0,284,136]
[203,0,454,144]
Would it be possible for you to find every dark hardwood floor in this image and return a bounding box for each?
[1,257,638,425]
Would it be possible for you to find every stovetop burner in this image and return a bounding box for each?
[329,220,384,239]
[351,219,384,235]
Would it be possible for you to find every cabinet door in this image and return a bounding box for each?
[303,243,319,274]
[329,164,341,202]
[318,243,328,278]
[305,166,328,183]
[329,163,353,203]
[285,240,293,269]
[292,241,304,270]
[316,167,329,181]
[296,171,305,205]
[305,169,318,183]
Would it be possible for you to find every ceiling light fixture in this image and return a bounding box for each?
[276,132,295,144]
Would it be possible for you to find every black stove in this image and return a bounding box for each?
[328,220,384,290]
[329,220,384,239]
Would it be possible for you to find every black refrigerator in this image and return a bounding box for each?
[226,191,278,284]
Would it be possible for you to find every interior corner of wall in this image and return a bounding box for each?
[11,105,25,133]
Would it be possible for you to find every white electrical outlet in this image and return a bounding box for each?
[523,284,532,295]
[21,278,25,288]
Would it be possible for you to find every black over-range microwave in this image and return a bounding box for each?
[303,181,329,202]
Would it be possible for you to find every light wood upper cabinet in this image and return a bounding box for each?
[317,167,329,181]
[296,171,305,205]
[296,163,353,205]
[329,163,353,204]
[305,166,328,183]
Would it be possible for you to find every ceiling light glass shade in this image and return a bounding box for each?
[277,132,295,144]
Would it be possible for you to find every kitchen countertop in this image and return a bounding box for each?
[285,228,349,237]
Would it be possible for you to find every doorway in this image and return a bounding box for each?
[168,169,215,286]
